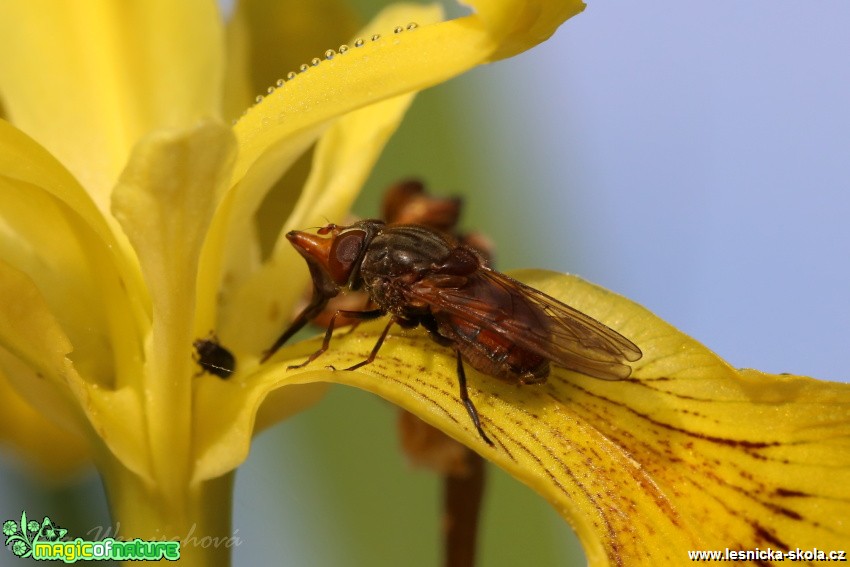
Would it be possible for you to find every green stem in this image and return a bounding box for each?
[99,460,235,566]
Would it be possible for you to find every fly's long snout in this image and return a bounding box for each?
[286,230,334,271]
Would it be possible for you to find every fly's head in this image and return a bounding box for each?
[286,220,385,297]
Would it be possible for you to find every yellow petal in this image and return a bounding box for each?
[0,120,125,252]
[0,259,150,483]
[0,260,77,426]
[0,240,149,484]
[191,375,328,483]
[0,120,146,390]
[0,364,91,481]
[464,0,585,61]
[193,92,418,480]
[0,259,149,480]
[218,92,418,354]
[201,4,440,348]
[229,0,581,193]
[192,6,442,478]
[265,270,850,564]
[111,120,236,488]
[0,0,225,207]
[222,0,360,120]
[0,122,152,476]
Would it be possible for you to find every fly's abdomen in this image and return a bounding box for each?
[441,314,549,384]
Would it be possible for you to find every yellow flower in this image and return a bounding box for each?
[0,0,585,563]
[292,268,850,564]
[2,1,848,565]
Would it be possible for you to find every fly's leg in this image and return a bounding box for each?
[342,298,376,336]
[345,317,396,371]
[261,295,329,363]
[456,351,494,447]
[289,309,385,370]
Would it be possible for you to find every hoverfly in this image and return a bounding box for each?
[306,179,493,329]
[261,220,642,446]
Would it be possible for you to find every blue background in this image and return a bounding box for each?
[463,1,850,384]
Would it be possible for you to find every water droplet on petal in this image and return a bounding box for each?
[339,44,349,54]
[255,95,264,103]
[407,22,418,30]
[325,49,335,59]
[299,64,309,72]
[287,71,297,80]
[394,26,403,34]
[354,38,364,47]
[267,86,275,94]
[311,57,321,66]
[371,34,380,41]
[276,78,284,87]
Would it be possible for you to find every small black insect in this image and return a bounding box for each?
[193,335,236,379]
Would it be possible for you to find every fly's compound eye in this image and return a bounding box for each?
[328,229,367,284]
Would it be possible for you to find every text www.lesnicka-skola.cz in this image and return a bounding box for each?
[688,548,846,562]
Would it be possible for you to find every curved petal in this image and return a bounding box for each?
[200,3,441,346]
[0,121,147,390]
[465,0,585,61]
[192,377,328,483]
[111,120,236,490]
[0,120,131,257]
[193,90,417,478]
[252,270,850,564]
[218,92,418,355]
[0,364,91,481]
[222,0,360,120]
[0,257,152,481]
[0,122,154,478]
[0,256,150,483]
[227,0,582,211]
[0,0,225,208]
[0,120,147,315]
[0,260,78,426]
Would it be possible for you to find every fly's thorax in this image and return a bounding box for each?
[360,225,454,280]
[359,224,454,311]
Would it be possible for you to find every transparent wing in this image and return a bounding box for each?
[407,268,642,380]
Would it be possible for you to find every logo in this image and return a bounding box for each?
[3,512,67,558]
[3,512,180,562]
